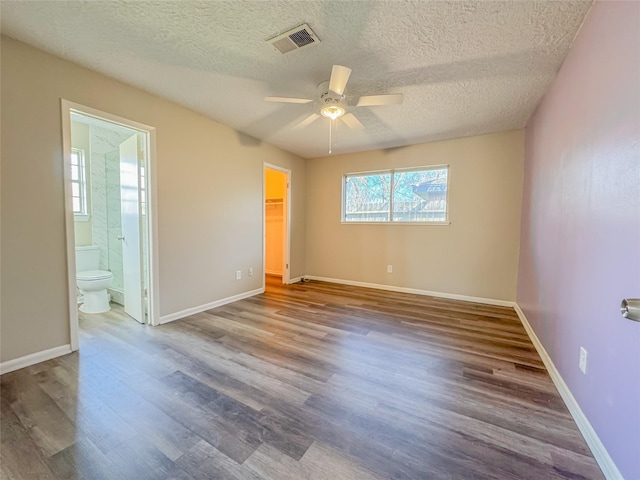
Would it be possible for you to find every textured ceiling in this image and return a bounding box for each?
[1,1,592,158]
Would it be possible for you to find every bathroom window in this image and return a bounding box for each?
[71,148,89,218]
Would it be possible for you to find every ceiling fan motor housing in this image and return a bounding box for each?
[317,80,341,101]
[320,94,346,119]
[321,93,342,106]
[318,81,346,118]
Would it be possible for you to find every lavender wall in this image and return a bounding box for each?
[517,2,640,478]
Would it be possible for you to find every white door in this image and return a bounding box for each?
[119,134,144,323]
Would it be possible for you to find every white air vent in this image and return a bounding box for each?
[267,23,320,54]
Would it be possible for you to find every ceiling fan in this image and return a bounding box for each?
[265,65,403,144]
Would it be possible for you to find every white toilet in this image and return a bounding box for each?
[75,245,113,313]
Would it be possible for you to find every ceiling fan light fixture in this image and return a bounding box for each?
[320,105,345,120]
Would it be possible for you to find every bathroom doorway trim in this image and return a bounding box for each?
[61,99,161,351]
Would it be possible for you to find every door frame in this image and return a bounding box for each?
[263,163,291,287]
[61,99,160,351]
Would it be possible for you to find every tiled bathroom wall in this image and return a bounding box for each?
[90,149,108,271]
[90,125,134,305]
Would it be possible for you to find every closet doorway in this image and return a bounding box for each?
[264,164,291,285]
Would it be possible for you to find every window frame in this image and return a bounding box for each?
[341,164,451,225]
[70,147,90,221]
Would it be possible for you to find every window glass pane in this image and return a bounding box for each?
[392,168,448,222]
[71,149,88,215]
[344,173,391,222]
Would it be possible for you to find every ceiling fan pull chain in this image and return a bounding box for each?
[329,119,332,155]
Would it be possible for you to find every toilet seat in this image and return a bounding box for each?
[77,270,113,281]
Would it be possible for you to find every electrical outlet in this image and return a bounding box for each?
[387,265,393,273]
[236,270,242,280]
[579,347,588,374]
[248,268,253,277]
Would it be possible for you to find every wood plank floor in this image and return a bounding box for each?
[1,278,604,479]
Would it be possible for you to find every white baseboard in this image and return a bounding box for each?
[108,288,125,306]
[0,344,72,375]
[303,275,514,307]
[159,287,264,325]
[513,304,622,480]
[288,276,303,284]
[265,269,282,276]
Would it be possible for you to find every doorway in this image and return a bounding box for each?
[61,100,159,350]
[264,164,291,285]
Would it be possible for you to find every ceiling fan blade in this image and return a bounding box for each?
[341,113,364,130]
[292,113,320,130]
[356,93,404,107]
[265,96,313,104]
[328,65,352,96]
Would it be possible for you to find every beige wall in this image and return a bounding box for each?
[71,121,93,246]
[305,130,524,301]
[0,36,306,362]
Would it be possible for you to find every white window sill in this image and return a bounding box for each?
[341,221,451,226]
[74,214,90,222]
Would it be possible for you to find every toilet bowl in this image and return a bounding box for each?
[77,270,113,313]
[75,245,113,314]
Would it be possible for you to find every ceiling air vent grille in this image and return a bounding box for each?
[267,24,320,54]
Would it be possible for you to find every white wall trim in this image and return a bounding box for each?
[0,345,72,375]
[159,288,264,325]
[60,99,80,350]
[303,276,514,307]
[265,269,282,276]
[288,276,304,284]
[513,304,622,480]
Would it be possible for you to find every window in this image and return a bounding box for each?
[70,148,88,217]
[343,166,449,223]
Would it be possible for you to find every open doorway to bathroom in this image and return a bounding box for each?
[264,164,291,285]
[61,100,159,350]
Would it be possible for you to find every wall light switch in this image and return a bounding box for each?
[579,347,588,374]
[248,268,253,277]
[236,270,242,280]
[387,265,393,273]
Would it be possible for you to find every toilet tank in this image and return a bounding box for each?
[75,245,101,272]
